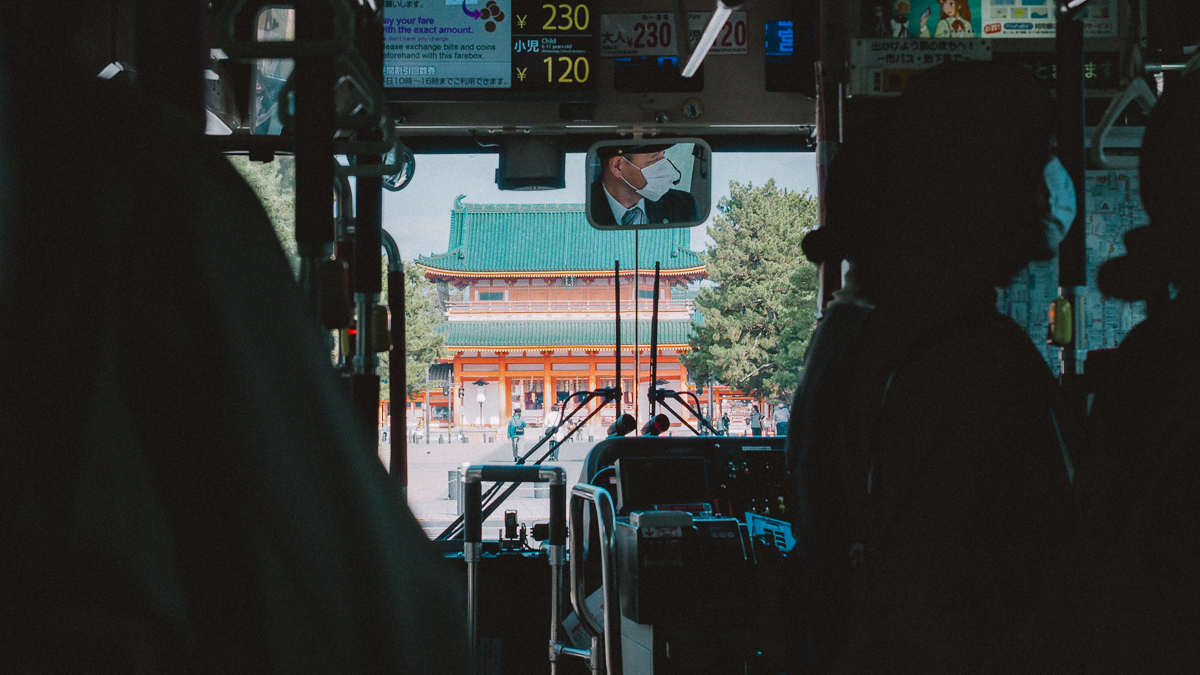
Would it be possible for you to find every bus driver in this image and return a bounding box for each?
[590,144,698,226]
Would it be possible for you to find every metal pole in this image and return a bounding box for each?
[708,373,715,422]
[648,263,661,419]
[614,261,622,418]
[633,230,640,424]
[548,472,567,675]
[135,0,205,131]
[383,231,407,497]
[815,0,848,311]
[1056,3,1087,379]
[463,472,483,672]
[294,0,337,322]
[353,12,386,445]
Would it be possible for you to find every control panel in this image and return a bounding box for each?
[583,436,789,521]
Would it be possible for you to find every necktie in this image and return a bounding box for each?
[621,206,642,226]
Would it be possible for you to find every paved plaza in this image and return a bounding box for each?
[384,434,595,538]
[389,427,784,539]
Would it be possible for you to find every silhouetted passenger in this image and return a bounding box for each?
[1072,71,1200,674]
[786,61,1076,674]
[0,12,468,674]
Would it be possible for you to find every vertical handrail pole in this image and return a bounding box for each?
[614,261,622,418]
[464,468,484,673]
[547,468,568,675]
[137,0,205,130]
[353,9,386,445]
[294,0,337,322]
[1056,2,1088,382]
[633,230,640,424]
[648,263,661,418]
[382,231,407,496]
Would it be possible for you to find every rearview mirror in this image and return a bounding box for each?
[585,138,712,230]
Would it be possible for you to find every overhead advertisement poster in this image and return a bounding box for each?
[860,1,983,39]
[383,1,596,93]
[599,11,749,57]
[860,1,1118,40]
[849,38,992,95]
[979,0,1117,38]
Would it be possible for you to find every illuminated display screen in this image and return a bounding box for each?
[383,0,597,100]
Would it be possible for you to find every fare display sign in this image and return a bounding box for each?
[383,0,597,97]
[598,11,750,58]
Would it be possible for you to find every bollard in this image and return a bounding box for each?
[439,435,444,444]
[448,468,460,501]
[457,462,470,515]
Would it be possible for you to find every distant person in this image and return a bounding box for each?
[719,412,731,436]
[773,403,790,437]
[589,144,698,226]
[507,408,526,461]
[748,405,764,437]
[711,410,726,436]
[0,9,468,672]
[1071,71,1200,675]
[544,404,562,461]
[786,61,1076,674]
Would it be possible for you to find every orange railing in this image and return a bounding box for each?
[445,299,694,313]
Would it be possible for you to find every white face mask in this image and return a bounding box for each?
[621,156,679,202]
[1043,156,1076,251]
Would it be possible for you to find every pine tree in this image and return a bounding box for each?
[683,179,819,401]
[228,156,445,400]
[226,156,299,274]
[379,261,446,400]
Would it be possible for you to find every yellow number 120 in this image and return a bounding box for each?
[544,56,590,83]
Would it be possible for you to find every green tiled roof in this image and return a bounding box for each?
[438,320,694,348]
[417,198,704,275]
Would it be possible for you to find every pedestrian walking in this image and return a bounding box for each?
[507,409,526,461]
[545,404,562,460]
[773,403,790,437]
[749,405,764,437]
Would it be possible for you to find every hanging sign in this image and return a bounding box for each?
[600,11,749,58]
[980,0,1117,38]
[849,38,992,95]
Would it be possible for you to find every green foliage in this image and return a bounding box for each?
[682,179,819,401]
[380,260,446,400]
[226,155,299,275]
[228,156,444,401]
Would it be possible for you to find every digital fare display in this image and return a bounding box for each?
[383,1,596,95]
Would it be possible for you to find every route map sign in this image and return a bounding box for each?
[998,170,1149,370]
[383,0,597,98]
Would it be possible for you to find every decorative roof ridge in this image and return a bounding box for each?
[415,247,466,263]
[459,202,585,213]
[415,265,707,277]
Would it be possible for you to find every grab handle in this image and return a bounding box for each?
[214,0,354,60]
[556,484,622,675]
[463,465,567,674]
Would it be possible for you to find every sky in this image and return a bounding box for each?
[382,151,819,261]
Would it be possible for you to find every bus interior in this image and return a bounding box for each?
[2,1,1197,674]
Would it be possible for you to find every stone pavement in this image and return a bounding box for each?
[384,435,595,539]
